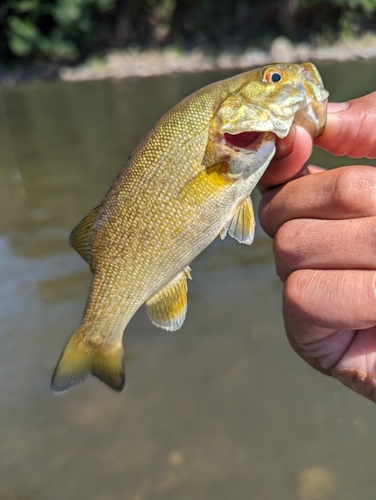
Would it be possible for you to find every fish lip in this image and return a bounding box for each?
[220,99,298,140]
[222,115,294,140]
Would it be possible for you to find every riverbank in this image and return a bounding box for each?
[2,34,376,85]
[60,34,376,82]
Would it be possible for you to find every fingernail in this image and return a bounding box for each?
[307,165,326,174]
[327,102,349,113]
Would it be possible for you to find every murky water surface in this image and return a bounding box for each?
[1,61,376,500]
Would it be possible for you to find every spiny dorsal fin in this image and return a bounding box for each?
[220,196,255,245]
[145,267,192,331]
[69,204,102,266]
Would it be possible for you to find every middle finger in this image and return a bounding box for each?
[274,216,376,280]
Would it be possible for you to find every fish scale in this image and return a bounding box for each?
[51,63,328,393]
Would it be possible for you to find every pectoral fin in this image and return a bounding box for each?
[145,267,191,331]
[220,197,255,245]
[70,204,102,267]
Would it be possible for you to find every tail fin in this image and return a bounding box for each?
[51,329,125,393]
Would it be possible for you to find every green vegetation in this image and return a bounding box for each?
[1,0,376,63]
[1,0,115,61]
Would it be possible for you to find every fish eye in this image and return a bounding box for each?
[263,68,283,84]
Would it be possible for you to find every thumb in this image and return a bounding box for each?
[314,91,376,159]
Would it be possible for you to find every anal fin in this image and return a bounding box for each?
[70,204,102,266]
[145,267,191,331]
[220,196,255,245]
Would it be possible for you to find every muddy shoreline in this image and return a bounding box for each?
[2,35,376,85]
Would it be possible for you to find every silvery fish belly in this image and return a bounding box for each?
[51,62,328,393]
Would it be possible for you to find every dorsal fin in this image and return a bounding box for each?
[69,204,102,266]
[145,267,192,331]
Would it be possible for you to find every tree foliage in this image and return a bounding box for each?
[1,0,376,63]
[1,0,115,61]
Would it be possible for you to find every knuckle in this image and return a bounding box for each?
[273,223,297,282]
[333,167,376,214]
[258,193,278,237]
[273,219,308,264]
[273,222,291,258]
[348,107,376,159]
[283,269,308,306]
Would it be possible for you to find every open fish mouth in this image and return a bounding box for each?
[224,131,264,150]
[223,130,276,178]
[224,130,275,152]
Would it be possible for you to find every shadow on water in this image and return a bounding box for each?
[1,60,376,500]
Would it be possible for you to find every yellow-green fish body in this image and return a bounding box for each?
[52,63,328,393]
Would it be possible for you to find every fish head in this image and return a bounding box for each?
[216,62,328,151]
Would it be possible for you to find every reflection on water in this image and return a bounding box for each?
[1,61,376,500]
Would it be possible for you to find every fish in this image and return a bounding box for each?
[51,62,328,393]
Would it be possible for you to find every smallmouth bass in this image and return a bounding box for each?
[52,63,328,393]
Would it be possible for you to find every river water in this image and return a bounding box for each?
[1,61,376,500]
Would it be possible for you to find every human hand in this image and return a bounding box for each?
[258,92,376,403]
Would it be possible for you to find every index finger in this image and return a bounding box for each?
[258,125,313,194]
[259,165,376,237]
